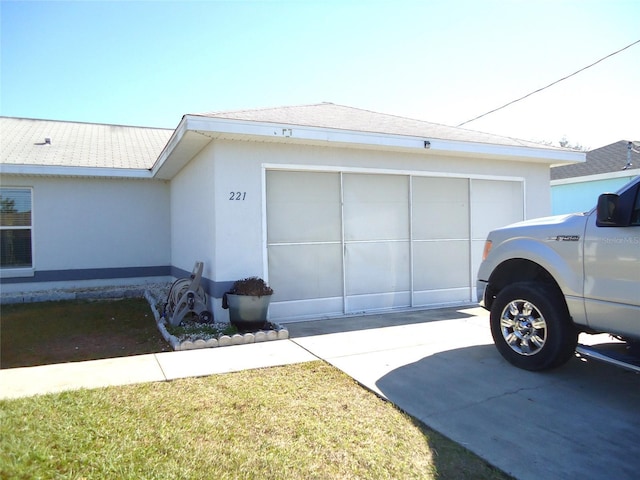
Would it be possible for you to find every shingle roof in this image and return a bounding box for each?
[551,140,639,180]
[1,104,570,173]
[0,117,173,169]
[194,102,556,150]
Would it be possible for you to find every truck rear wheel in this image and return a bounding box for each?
[490,283,577,371]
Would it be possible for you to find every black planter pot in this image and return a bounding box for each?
[226,293,272,333]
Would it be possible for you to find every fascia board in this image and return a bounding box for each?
[551,169,640,185]
[185,116,585,164]
[0,164,153,179]
[150,115,190,177]
[151,116,213,180]
[431,139,586,164]
[190,116,432,150]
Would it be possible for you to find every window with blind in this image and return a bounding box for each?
[0,188,33,268]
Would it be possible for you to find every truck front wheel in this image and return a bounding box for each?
[490,283,577,371]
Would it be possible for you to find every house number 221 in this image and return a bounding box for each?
[229,192,247,201]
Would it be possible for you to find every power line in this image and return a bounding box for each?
[457,38,640,127]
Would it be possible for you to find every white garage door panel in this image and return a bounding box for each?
[413,288,471,306]
[342,173,411,313]
[268,244,343,301]
[267,170,341,243]
[471,179,524,240]
[413,240,469,290]
[470,239,488,285]
[346,291,412,313]
[268,297,344,321]
[345,241,411,295]
[413,177,469,240]
[343,174,409,241]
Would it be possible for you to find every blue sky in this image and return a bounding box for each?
[1,0,638,149]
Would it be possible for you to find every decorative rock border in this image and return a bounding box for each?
[2,286,147,305]
[144,290,289,351]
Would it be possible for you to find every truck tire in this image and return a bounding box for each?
[490,282,577,371]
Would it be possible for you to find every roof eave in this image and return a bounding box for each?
[150,116,585,180]
[0,164,154,179]
[551,168,640,185]
[150,116,215,180]
[428,138,585,164]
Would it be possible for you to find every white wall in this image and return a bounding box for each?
[212,142,270,280]
[37,177,170,269]
[170,141,217,281]
[1,175,171,291]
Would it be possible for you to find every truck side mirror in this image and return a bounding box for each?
[596,193,620,227]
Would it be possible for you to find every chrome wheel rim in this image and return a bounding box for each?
[499,299,547,356]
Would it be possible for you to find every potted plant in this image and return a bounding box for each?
[222,277,274,332]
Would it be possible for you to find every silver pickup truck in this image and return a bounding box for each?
[477,175,640,371]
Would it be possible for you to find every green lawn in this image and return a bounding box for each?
[0,362,511,479]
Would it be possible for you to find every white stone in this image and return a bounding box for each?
[243,333,255,344]
[277,329,289,340]
[206,338,219,348]
[181,340,195,350]
[254,331,267,342]
[218,335,232,347]
[194,339,207,348]
[232,334,244,345]
[266,330,278,341]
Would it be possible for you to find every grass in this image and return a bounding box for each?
[0,299,512,478]
[0,298,170,368]
[0,361,511,479]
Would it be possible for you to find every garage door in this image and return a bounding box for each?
[266,170,523,321]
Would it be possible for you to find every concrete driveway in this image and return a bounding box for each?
[288,306,640,480]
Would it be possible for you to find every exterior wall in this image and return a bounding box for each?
[1,175,171,293]
[173,139,552,321]
[212,141,273,280]
[170,141,217,283]
[551,175,638,215]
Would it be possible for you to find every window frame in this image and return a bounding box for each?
[0,186,35,277]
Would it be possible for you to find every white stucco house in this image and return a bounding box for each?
[551,140,639,215]
[0,103,584,322]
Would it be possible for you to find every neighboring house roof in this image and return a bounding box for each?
[551,140,640,180]
[194,102,557,150]
[0,117,173,170]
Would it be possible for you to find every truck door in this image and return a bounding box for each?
[583,181,640,337]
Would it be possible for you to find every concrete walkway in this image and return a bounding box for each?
[0,337,317,399]
[2,305,639,480]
